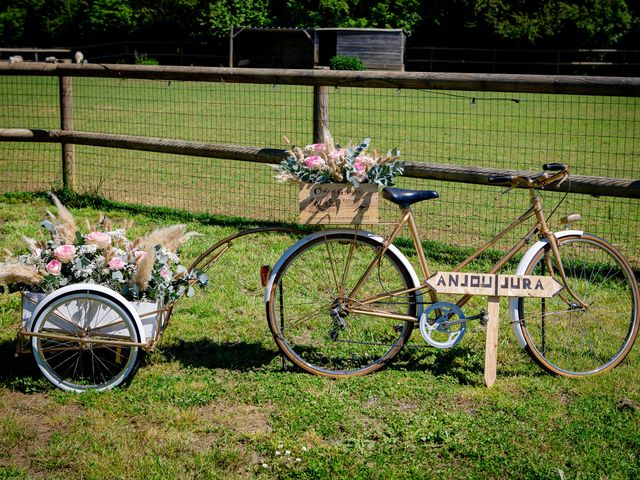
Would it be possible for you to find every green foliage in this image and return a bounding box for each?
[199,0,271,39]
[0,6,27,44]
[329,54,365,71]
[42,0,86,44]
[275,0,424,33]
[134,51,159,65]
[0,0,637,49]
[86,0,135,37]
[135,0,200,40]
[471,0,634,47]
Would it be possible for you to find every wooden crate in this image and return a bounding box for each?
[299,183,378,224]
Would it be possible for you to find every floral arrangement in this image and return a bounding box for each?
[0,195,207,304]
[275,130,404,187]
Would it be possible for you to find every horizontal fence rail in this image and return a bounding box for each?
[2,63,640,96]
[1,63,638,268]
[405,47,640,76]
[2,128,638,199]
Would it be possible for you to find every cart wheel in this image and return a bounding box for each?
[31,291,141,392]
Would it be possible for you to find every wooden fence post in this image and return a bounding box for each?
[59,75,76,191]
[313,67,330,144]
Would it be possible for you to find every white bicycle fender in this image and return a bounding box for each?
[29,283,146,343]
[264,229,424,318]
[508,230,583,347]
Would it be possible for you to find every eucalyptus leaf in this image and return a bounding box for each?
[40,220,56,233]
[111,271,124,282]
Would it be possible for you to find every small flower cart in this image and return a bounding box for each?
[13,227,303,393]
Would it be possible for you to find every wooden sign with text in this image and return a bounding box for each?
[299,183,378,225]
[427,272,563,298]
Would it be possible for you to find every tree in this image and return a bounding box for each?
[273,0,424,33]
[85,0,135,39]
[0,5,28,44]
[133,0,200,40]
[198,0,271,38]
[468,0,633,47]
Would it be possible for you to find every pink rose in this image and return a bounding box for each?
[108,257,125,270]
[328,149,345,161]
[304,143,328,155]
[134,250,147,262]
[303,155,326,170]
[46,259,62,276]
[159,268,171,280]
[310,143,327,152]
[54,244,76,263]
[353,160,367,173]
[85,231,111,249]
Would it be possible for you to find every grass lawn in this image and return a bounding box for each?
[0,195,639,479]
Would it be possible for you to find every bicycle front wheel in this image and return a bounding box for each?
[518,234,639,376]
[266,231,420,377]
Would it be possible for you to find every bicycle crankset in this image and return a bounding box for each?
[419,301,467,349]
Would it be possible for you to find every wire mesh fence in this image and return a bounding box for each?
[0,68,638,268]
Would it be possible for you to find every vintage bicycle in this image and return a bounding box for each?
[264,164,640,378]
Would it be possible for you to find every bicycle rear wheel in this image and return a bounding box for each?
[518,234,639,376]
[266,231,420,377]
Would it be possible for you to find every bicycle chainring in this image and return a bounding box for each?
[419,301,467,349]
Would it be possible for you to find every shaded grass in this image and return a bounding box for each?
[0,197,639,479]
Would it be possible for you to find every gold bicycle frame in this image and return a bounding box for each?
[346,171,583,322]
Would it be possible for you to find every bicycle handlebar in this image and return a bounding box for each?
[487,164,569,188]
[543,163,566,171]
[487,174,513,185]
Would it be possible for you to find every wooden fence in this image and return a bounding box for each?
[1,63,639,199]
[0,63,639,266]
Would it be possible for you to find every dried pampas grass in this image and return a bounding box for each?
[139,225,199,254]
[132,246,155,292]
[0,263,43,287]
[48,193,77,244]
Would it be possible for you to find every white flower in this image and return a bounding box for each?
[78,244,98,255]
[160,248,179,263]
[285,450,291,456]
[275,451,281,456]
[108,229,127,241]
[275,171,298,184]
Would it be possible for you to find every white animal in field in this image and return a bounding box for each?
[45,56,57,63]
[8,55,23,63]
[74,51,85,64]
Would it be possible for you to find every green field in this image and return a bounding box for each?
[0,75,639,266]
[0,196,639,479]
